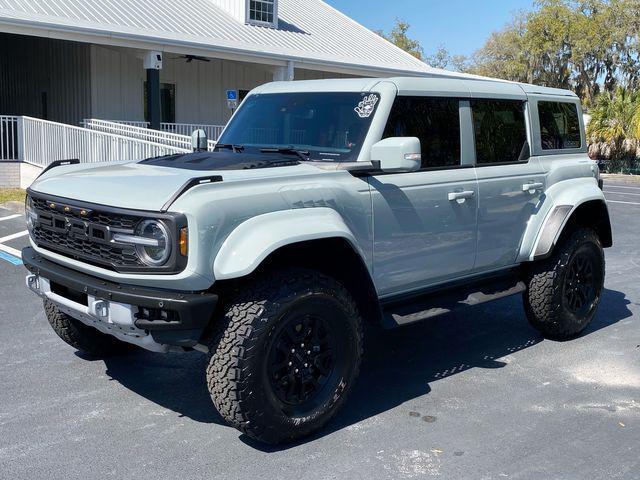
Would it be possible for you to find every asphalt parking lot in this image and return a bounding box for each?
[0,178,638,480]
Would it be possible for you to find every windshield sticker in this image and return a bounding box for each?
[354,94,379,118]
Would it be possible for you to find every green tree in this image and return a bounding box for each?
[378,19,424,60]
[587,87,640,165]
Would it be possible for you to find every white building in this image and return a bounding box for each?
[0,0,434,127]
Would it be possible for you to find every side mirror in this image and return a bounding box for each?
[371,137,421,173]
[191,129,208,152]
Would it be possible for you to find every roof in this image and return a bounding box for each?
[255,76,578,98]
[0,0,435,76]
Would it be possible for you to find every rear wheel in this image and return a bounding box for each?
[44,300,131,357]
[206,268,363,444]
[524,228,605,339]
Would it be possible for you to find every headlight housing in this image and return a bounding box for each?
[25,196,37,231]
[134,220,171,266]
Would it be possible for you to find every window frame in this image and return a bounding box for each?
[246,0,278,28]
[379,95,474,173]
[529,96,585,156]
[536,99,584,152]
[470,98,532,168]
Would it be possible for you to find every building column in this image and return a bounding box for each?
[273,60,295,82]
[144,51,163,130]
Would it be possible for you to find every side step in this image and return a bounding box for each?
[382,275,526,328]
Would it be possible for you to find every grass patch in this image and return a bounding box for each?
[0,188,26,204]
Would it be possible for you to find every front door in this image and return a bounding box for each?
[370,96,478,297]
[470,98,546,271]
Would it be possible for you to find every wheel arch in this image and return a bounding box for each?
[212,208,382,325]
[532,198,612,260]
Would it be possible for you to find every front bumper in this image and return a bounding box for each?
[23,247,218,351]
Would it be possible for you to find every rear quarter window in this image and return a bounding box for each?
[538,101,582,150]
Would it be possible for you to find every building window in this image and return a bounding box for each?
[538,101,582,150]
[383,96,461,169]
[248,0,276,26]
[471,99,528,164]
[144,82,176,124]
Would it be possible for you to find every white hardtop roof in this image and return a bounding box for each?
[255,76,579,98]
[0,0,437,76]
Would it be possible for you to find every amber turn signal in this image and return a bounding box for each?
[179,227,188,257]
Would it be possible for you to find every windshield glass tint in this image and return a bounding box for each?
[217,92,380,162]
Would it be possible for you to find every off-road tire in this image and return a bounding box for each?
[206,268,364,444]
[524,228,604,340]
[44,300,131,357]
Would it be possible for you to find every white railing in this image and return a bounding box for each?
[0,116,20,160]
[85,119,218,150]
[161,122,226,141]
[21,116,189,167]
[105,120,151,128]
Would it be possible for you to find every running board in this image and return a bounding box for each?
[382,276,526,328]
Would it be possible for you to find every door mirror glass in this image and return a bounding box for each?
[371,137,421,173]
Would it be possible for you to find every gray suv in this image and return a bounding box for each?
[23,76,612,444]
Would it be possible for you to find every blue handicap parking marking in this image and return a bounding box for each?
[0,250,22,266]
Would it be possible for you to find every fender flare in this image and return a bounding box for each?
[213,208,365,280]
[520,178,610,262]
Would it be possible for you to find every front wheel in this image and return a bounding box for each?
[524,228,605,340]
[206,268,363,444]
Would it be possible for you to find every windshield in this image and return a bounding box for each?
[217,92,380,162]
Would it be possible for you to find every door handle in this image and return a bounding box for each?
[522,182,544,194]
[448,190,475,204]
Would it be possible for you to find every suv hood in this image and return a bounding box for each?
[29,158,327,212]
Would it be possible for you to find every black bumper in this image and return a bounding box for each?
[23,247,218,347]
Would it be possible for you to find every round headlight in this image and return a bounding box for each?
[25,196,37,230]
[135,220,171,266]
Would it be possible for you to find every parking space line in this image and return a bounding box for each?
[0,214,21,222]
[603,184,640,190]
[0,242,22,262]
[604,190,640,196]
[0,249,22,265]
[606,199,640,205]
[0,230,29,243]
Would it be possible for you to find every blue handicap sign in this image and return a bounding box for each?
[226,90,238,101]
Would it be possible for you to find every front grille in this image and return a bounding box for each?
[30,195,145,270]
[32,226,141,268]
[32,197,138,229]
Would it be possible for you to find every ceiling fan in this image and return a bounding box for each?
[179,55,211,63]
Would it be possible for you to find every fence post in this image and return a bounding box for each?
[16,116,25,161]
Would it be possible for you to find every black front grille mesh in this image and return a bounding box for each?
[30,196,144,270]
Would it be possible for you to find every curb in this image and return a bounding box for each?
[0,201,25,214]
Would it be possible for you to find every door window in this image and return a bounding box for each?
[471,99,528,164]
[383,96,461,169]
[538,101,581,150]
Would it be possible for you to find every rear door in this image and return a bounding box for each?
[370,95,478,297]
[471,97,546,271]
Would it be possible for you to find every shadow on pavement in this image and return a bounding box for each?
[102,288,632,449]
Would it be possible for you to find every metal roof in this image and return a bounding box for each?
[0,0,435,76]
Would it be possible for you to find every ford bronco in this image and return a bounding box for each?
[23,76,611,444]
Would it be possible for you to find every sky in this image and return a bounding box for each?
[325,0,536,57]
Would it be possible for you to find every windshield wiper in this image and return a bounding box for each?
[214,143,245,153]
[259,147,310,162]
